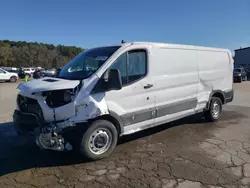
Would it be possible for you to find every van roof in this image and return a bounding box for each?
[124,41,231,53]
[93,41,232,54]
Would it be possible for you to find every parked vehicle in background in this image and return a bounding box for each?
[41,68,56,77]
[13,41,234,161]
[8,69,19,74]
[18,69,27,79]
[0,68,18,82]
[233,70,242,83]
[1,67,19,72]
[33,69,42,79]
[23,68,35,77]
[234,67,248,81]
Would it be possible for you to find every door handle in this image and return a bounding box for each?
[144,84,153,89]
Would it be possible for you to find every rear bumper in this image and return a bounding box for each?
[224,89,234,104]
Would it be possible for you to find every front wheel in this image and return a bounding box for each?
[10,76,17,83]
[204,97,222,122]
[80,120,118,161]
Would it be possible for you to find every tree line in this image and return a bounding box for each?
[0,40,84,68]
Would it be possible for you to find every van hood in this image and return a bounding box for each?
[17,77,80,93]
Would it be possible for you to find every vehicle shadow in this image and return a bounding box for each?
[0,113,206,176]
[0,110,243,176]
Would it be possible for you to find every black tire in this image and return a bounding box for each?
[10,76,17,83]
[80,120,118,161]
[204,97,222,122]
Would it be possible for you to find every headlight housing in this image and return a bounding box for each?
[43,89,73,108]
[63,90,72,103]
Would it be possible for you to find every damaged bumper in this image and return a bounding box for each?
[13,110,43,134]
[13,110,75,151]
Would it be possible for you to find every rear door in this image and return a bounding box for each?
[105,46,156,134]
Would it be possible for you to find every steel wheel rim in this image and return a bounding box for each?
[88,128,112,155]
[212,101,220,118]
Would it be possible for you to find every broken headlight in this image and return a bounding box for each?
[63,90,72,103]
[43,89,74,108]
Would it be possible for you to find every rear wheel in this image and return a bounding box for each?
[80,120,118,161]
[204,97,222,122]
[10,76,17,83]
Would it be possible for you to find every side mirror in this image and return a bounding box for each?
[104,69,122,91]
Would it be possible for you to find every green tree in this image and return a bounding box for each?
[0,40,84,68]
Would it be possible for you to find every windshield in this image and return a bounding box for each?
[58,46,121,80]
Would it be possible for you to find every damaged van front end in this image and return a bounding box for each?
[13,46,123,156]
[13,75,109,152]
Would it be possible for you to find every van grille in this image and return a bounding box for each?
[17,95,44,120]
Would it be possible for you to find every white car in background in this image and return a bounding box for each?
[22,68,35,77]
[0,68,18,82]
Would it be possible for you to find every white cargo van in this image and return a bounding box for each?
[14,41,234,160]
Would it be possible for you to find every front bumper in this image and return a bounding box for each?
[13,109,78,134]
[13,110,44,134]
[13,109,74,151]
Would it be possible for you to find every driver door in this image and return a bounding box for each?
[105,48,156,134]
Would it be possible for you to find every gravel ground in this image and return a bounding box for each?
[0,81,250,188]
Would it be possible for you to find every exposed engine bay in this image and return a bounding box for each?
[14,76,108,152]
[15,77,83,151]
[43,88,76,108]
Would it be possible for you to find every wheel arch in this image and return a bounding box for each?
[89,110,124,136]
[205,90,225,110]
[211,91,225,104]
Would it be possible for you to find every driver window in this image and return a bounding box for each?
[128,50,146,83]
[110,53,127,85]
[110,49,147,86]
[0,69,5,73]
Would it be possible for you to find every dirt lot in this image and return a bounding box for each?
[1,81,250,188]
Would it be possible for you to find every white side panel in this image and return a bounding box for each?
[123,109,195,135]
[151,48,199,110]
[197,51,233,106]
[153,109,196,127]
